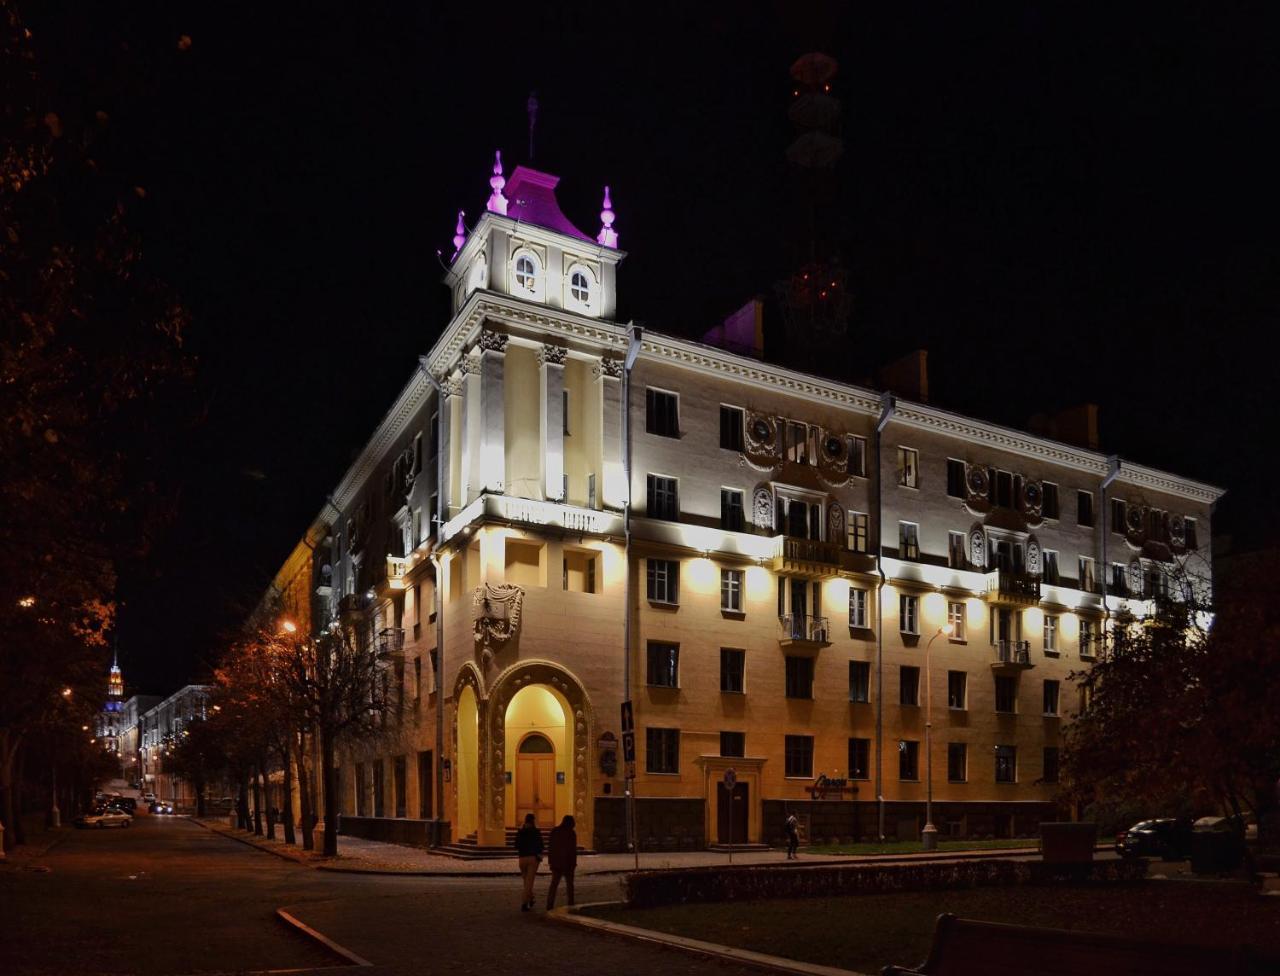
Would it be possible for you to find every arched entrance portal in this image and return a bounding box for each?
[503,683,569,829]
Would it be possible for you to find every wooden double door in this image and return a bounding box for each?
[716,782,749,844]
[515,733,556,827]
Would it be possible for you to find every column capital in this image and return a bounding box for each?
[459,354,482,376]
[595,356,624,380]
[478,329,509,354]
[536,344,568,368]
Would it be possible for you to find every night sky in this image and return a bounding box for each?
[25,3,1280,694]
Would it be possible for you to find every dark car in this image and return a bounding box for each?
[1116,818,1193,859]
[108,797,137,814]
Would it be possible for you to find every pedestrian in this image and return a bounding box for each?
[545,815,578,911]
[514,812,544,911]
[785,812,800,859]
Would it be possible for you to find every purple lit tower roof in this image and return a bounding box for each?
[501,166,593,242]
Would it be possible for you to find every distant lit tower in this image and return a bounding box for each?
[98,644,126,760]
[775,52,850,373]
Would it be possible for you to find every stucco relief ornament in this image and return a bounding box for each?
[743,413,781,472]
[473,582,524,668]
[1169,514,1186,547]
[1128,559,1145,596]
[828,504,845,541]
[1025,537,1041,575]
[753,486,774,530]
[969,525,986,568]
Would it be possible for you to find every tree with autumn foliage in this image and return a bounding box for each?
[0,1,194,850]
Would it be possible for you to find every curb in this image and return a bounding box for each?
[276,908,373,967]
[547,901,873,976]
[188,817,316,866]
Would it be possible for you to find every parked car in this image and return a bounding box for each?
[149,801,174,815]
[141,791,157,803]
[76,808,132,829]
[1115,818,1193,859]
[108,797,137,813]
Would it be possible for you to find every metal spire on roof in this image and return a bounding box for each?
[597,186,618,248]
[452,210,466,257]
[486,150,508,216]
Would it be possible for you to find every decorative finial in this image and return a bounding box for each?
[597,185,618,248]
[486,150,508,215]
[452,210,466,256]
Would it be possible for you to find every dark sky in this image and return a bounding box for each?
[26,3,1280,694]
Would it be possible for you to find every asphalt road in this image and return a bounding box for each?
[0,816,765,976]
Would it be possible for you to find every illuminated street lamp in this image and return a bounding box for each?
[18,596,36,608]
[922,622,955,851]
[280,619,297,634]
[61,687,72,698]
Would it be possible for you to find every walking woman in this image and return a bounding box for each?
[545,815,578,910]
[515,813,544,911]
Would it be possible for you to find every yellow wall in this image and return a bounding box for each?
[456,685,479,837]
[502,683,572,826]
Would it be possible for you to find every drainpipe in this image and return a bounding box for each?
[421,360,448,846]
[622,323,643,869]
[1099,455,1121,633]
[873,391,896,842]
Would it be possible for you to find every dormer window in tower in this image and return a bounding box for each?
[564,262,596,314]
[512,248,543,300]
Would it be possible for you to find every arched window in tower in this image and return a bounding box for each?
[565,263,596,314]
[512,250,542,299]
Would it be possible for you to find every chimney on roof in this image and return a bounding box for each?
[1028,403,1100,450]
[877,349,929,403]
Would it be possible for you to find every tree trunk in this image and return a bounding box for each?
[280,746,296,846]
[237,775,250,830]
[12,742,27,845]
[259,763,274,840]
[251,764,263,835]
[0,730,18,852]
[194,776,206,818]
[321,728,339,856]
[294,732,313,851]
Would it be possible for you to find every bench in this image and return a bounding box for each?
[882,913,1280,975]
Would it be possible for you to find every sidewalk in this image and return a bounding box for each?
[192,818,1102,877]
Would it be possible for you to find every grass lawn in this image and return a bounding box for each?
[805,837,1039,856]
[585,882,1280,974]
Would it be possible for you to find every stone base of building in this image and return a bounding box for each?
[761,800,1063,846]
[339,815,445,848]
[593,797,706,852]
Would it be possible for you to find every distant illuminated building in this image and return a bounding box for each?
[97,645,126,758]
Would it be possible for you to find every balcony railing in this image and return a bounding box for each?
[386,555,409,589]
[771,536,843,578]
[376,627,405,660]
[985,569,1041,606]
[779,613,831,645]
[993,639,1032,667]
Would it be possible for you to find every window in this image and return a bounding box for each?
[948,743,967,783]
[1043,679,1060,716]
[354,763,366,816]
[719,405,744,451]
[720,648,745,693]
[1043,550,1059,585]
[948,531,967,569]
[372,760,385,817]
[785,656,814,699]
[898,522,920,561]
[948,601,966,640]
[720,569,743,613]
[946,459,966,498]
[1078,557,1096,593]
[562,390,570,435]
[995,676,1017,713]
[784,421,815,465]
[994,470,1014,509]
[645,728,679,774]
[569,267,592,306]
[947,671,967,709]
[646,474,678,520]
[514,252,541,294]
[1080,619,1097,657]
[645,388,679,437]
[849,660,870,703]
[899,594,919,635]
[898,447,919,488]
[785,735,814,778]
[1184,517,1198,550]
[1043,614,1058,652]
[721,488,745,532]
[899,740,920,780]
[995,744,1017,784]
[394,756,407,818]
[899,666,920,706]
[848,587,868,629]
[1042,482,1059,520]
[720,731,745,758]
[1110,562,1128,596]
[1042,747,1060,784]
[848,436,867,477]
[1077,490,1094,527]
[646,642,679,688]
[646,558,679,604]
[1111,498,1126,534]
[848,738,870,779]
[563,550,597,593]
[847,511,869,553]
[1080,684,1093,715]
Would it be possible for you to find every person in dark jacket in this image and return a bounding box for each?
[545,815,578,910]
[784,813,800,859]
[514,813,544,911]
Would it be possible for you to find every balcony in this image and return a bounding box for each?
[386,555,409,590]
[991,639,1034,673]
[984,569,1041,606]
[778,613,831,651]
[770,536,843,578]
[376,627,405,660]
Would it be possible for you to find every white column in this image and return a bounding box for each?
[599,356,624,508]
[438,377,458,517]
[459,356,482,505]
[478,330,507,494]
[539,344,567,501]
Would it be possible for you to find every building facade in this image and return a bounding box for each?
[137,684,211,809]
[268,157,1223,851]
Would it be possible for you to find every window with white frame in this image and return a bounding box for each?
[719,405,745,451]
[948,601,966,640]
[899,522,920,560]
[995,744,1017,783]
[1043,614,1059,652]
[1078,556,1096,593]
[948,531,967,569]
[899,594,919,635]
[565,264,595,312]
[720,569,743,613]
[898,446,919,488]
[512,250,543,298]
[646,558,678,604]
[849,587,868,629]
[646,474,678,520]
[1080,618,1097,657]
[645,388,679,437]
[847,511,869,553]
[1042,550,1059,584]
[1043,679,1060,716]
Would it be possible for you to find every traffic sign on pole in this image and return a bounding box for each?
[620,700,634,733]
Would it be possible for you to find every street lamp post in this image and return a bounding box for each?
[922,622,954,851]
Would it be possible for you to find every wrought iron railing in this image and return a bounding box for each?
[779,613,831,643]
[995,639,1031,665]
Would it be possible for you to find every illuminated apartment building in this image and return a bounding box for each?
[266,156,1223,852]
